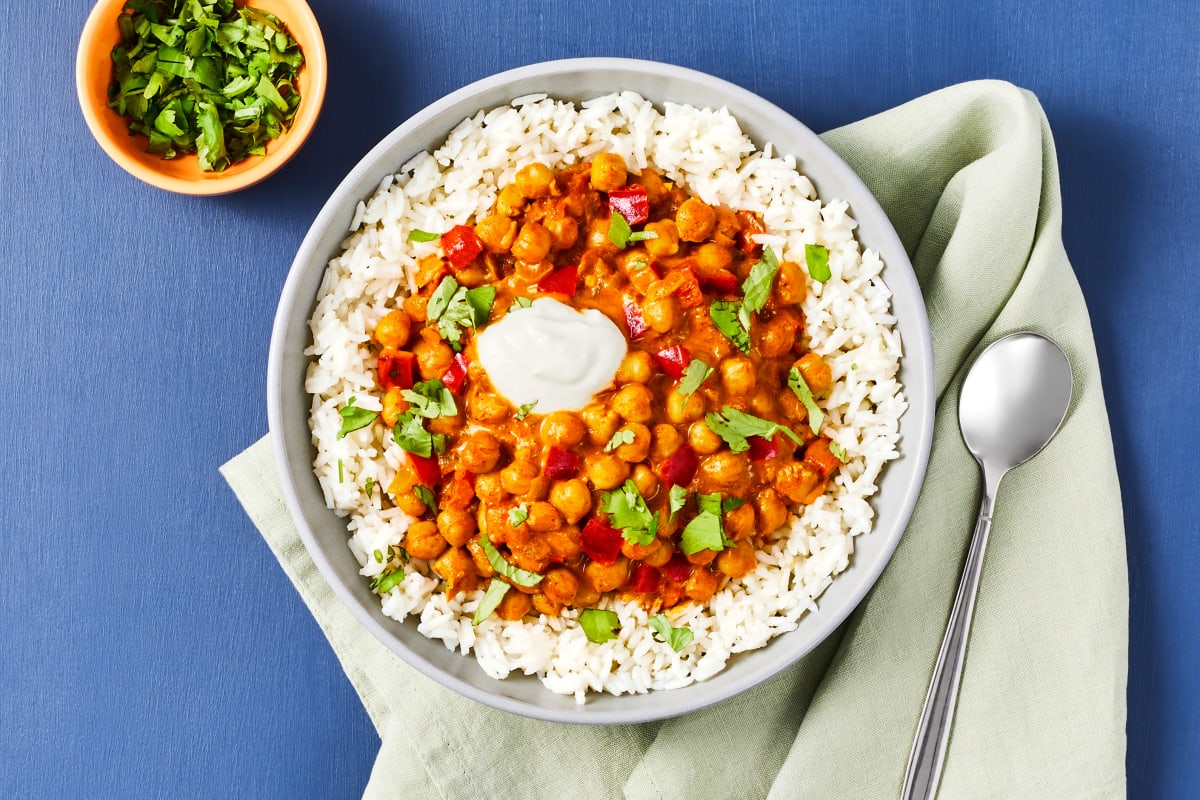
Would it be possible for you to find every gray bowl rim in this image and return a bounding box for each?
[267,56,934,725]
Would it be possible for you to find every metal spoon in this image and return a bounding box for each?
[901,332,1073,800]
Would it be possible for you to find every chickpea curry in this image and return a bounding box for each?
[360,153,843,628]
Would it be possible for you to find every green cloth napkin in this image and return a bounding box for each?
[222,80,1127,799]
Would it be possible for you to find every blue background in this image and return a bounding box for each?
[2,0,1196,797]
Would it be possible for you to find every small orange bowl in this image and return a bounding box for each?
[76,0,327,195]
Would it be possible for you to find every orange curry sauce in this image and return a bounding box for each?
[370,154,840,621]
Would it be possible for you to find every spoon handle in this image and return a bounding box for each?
[901,474,999,800]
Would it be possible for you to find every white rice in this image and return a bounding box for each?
[305,92,905,702]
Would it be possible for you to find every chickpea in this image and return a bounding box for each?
[584,452,630,490]
[775,260,806,305]
[526,501,564,533]
[585,556,630,592]
[694,242,733,274]
[544,213,579,251]
[515,162,555,199]
[467,538,496,578]
[755,487,790,535]
[712,207,741,248]
[774,461,821,504]
[682,566,719,602]
[523,474,550,502]
[675,197,716,242]
[611,383,654,423]
[621,536,658,561]
[750,387,776,417]
[716,539,757,579]
[539,411,587,448]
[758,314,800,359]
[474,471,507,505]
[686,548,717,567]
[719,356,757,396]
[544,524,583,561]
[496,183,526,217]
[428,412,464,437]
[404,520,448,561]
[642,295,680,334]
[468,390,509,424]
[501,461,539,496]
[474,213,517,253]
[724,502,757,542]
[642,220,680,257]
[700,451,751,488]
[496,588,533,621]
[613,422,652,463]
[508,537,553,574]
[549,478,592,524]
[541,566,580,605]
[531,593,563,617]
[587,216,614,249]
[511,221,552,264]
[795,352,833,395]
[615,350,654,384]
[572,575,602,607]
[458,430,501,474]
[374,309,412,349]
[502,505,532,546]
[431,547,478,598]
[436,509,477,547]
[394,489,428,518]
[590,153,627,192]
[666,388,706,424]
[581,402,621,446]
[688,420,723,455]
[381,387,407,427]
[413,335,453,381]
[650,423,685,461]
[631,463,659,499]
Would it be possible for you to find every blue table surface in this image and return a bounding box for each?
[3,1,1197,797]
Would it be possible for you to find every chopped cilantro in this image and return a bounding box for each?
[786,367,825,434]
[515,401,538,420]
[427,280,497,351]
[668,485,689,521]
[829,441,848,462]
[479,535,543,588]
[510,296,534,311]
[680,507,726,555]
[364,477,375,499]
[703,406,802,453]
[392,411,445,457]
[336,397,378,439]
[805,244,831,282]
[508,504,529,527]
[722,496,748,513]
[740,245,780,329]
[648,614,694,652]
[370,565,405,594]
[407,229,440,243]
[337,459,343,483]
[677,359,713,398]
[414,485,437,512]
[426,276,459,321]
[400,379,457,419]
[579,608,621,644]
[709,300,751,354]
[605,428,637,453]
[599,480,658,546]
[472,578,509,625]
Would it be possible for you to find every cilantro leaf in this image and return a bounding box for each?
[829,441,848,462]
[429,282,496,351]
[648,614,694,652]
[400,379,457,419]
[786,367,825,434]
[365,477,375,499]
[709,300,751,354]
[668,485,689,521]
[607,213,633,248]
[605,428,637,453]
[680,508,726,555]
[478,535,543,587]
[579,608,621,644]
[414,485,437,512]
[510,296,534,311]
[515,401,538,420]
[599,480,658,546]
[472,578,510,625]
[805,244,831,282]
[722,496,748,513]
[508,504,529,527]
[703,406,803,453]
[426,276,459,321]
[393,411,439,457]
[336,397,378,439]
[742,245,780,317]
[407,229,441,243]
[677,359,713,397]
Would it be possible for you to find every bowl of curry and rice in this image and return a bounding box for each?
[268,58,933,723]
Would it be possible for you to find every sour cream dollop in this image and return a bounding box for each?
[475,298,627,413]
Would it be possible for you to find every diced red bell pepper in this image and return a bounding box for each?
[407,451,441,487]
[653,345,692,380]
[377,349,415,391]
[736,210,766,255]
[699,268,740,294]
[543,446,580,481]
[626,563,661,594]
[673,267,704,308]
[536,264,578,296]
[608,184,649,225]
[748,434,780,462]
[660,550,694,583]
[441,225,483,272]
[623,298,649,340]
[657,444,698,488]
[580,517,624,566]
[440,353,469,393]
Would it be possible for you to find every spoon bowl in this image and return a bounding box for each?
[902,331,1072,800]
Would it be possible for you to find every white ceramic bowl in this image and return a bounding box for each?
[268,58,933,724]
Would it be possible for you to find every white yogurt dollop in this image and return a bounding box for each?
[475,298,627,413]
